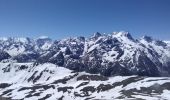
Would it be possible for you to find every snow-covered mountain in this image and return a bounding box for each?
[0,32,170,77]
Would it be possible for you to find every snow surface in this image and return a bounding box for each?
[1,63,170,100]
[164,41,170,44]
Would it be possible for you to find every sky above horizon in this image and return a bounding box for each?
[0,0,170,40]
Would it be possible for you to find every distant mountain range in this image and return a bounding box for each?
[0,31,170,77]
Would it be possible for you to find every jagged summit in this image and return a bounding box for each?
[141,35,153,42]
[91,32,102,40]
[112,31,133,38]
[93,32,101,37]
[112,31,129,36]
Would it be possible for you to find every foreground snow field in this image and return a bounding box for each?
[0,63,170,100]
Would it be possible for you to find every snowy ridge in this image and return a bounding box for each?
[164,41,170,45]
[164,41,170,43]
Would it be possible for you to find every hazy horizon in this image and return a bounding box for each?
[0,31,169,41]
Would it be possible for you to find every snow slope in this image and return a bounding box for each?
[0,63,170,100]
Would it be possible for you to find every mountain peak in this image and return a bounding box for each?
[142,36,153,42]
[93,32,102,38]
[112,31,134,40]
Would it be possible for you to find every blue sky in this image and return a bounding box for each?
[0,0,170,40]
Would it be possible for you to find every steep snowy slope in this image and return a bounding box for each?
[165,41,170,46]
[0,63,170,100]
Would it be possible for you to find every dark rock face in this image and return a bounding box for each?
[0,32,170,77]
[77,75,108,81]
[0,83,11,89]
[143,36,153,42]
[13,53,39,63]
[64,47,72,55]
[0,96,11,100]
[0,51,11,61]
[49,51,64,66]
[36,37,52,48]
[65,58,84,71]
[135,54,160,76]
[101,62,131,76]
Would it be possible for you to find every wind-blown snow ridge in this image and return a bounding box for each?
[164,41,170,44]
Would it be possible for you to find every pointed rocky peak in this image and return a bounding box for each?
[155,40,167,47]
[77,36,85,42]
[0,50,11,61]
[64,47,72,55]
[112,31,134,41]
[36,36,52,48]
[92,32,102,38]
[140,36,167,47]
[142,36,153,43]
[94,32,102,37]
[25,37,33,43]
